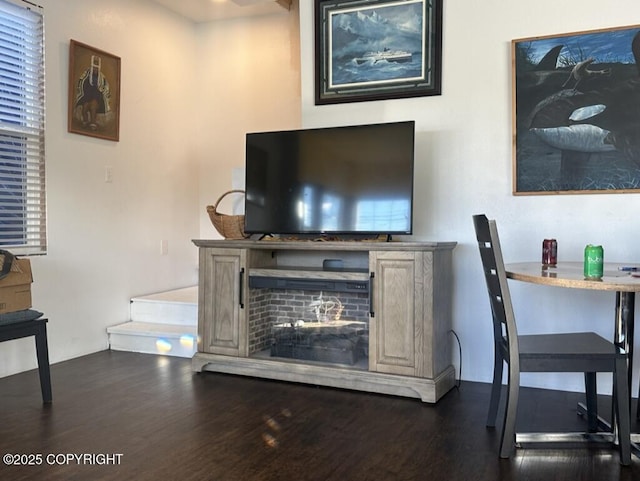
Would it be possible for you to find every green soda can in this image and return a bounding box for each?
[584,244,604,279]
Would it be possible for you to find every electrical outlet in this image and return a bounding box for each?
[160,240,169,255]
[105,166,113,183]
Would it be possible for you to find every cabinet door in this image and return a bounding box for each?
[198,248,247,356]
[369,251,421,376]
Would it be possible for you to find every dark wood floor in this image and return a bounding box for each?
[0,351,638,481]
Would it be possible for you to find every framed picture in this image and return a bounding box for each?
[68,40,121,141]
[315,0,442,105]
[512,25,640,195]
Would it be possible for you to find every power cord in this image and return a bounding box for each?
[449,329,462,389]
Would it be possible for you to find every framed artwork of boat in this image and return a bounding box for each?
[68,40,121,141]
[314,0,442,105]
[512,25,640,195]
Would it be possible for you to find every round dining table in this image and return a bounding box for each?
[505,261,640,453]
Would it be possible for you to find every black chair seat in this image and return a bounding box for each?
[0,310,51,403]
[514,332,628,377]
[520,332,625,360]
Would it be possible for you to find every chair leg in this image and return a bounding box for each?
[584,372,598,432]
[486,351,503,428]
[500,362,519,459]
[34,322,52,403]
[614,358,631,466]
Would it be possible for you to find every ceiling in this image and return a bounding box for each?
[149,0,291,23]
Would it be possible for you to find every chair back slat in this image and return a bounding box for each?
[473,215,520,362]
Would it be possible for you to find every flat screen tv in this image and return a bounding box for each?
[244,121,415,237]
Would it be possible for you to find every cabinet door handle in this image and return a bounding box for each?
[369,272,375,317]
[239,268,245,309]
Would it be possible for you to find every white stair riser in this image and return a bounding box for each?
[108,329,197,358]
[108,287,198,358]
[130,300,197,326]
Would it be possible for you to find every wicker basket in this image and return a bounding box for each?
[206,190,248,239]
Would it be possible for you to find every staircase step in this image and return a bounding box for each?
[107,321,197,358]
[108,286,199,358]
[130,286,197,326]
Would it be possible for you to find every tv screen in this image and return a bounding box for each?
[244,121,415,237]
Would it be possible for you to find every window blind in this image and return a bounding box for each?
[0,0,45,255]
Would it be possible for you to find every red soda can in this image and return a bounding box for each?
[542,239,557,266]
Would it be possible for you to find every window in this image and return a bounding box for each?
[0,0,45,255]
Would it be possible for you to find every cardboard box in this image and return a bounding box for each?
[0,257,32,314]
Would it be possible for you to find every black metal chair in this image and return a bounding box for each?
[472,214,630,465]
[0,310,52,403]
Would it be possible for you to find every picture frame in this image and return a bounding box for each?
[315,0,442,105]
[68,40,121,142]
[512,25,640,195]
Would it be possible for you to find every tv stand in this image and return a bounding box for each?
[192,239,457,403]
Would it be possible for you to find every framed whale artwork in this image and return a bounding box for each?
[512,25,640,194]
[315,0,442,104]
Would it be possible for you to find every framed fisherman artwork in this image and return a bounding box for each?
[315,0,442,104]
[512,25,640,194]
[68,40,121,141]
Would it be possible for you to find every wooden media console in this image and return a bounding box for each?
[192,239,457,403]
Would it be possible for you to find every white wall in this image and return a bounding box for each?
[299,1,640,395]
[195,3,301,236]
[0,0,301,379]
[0,0,201,377]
